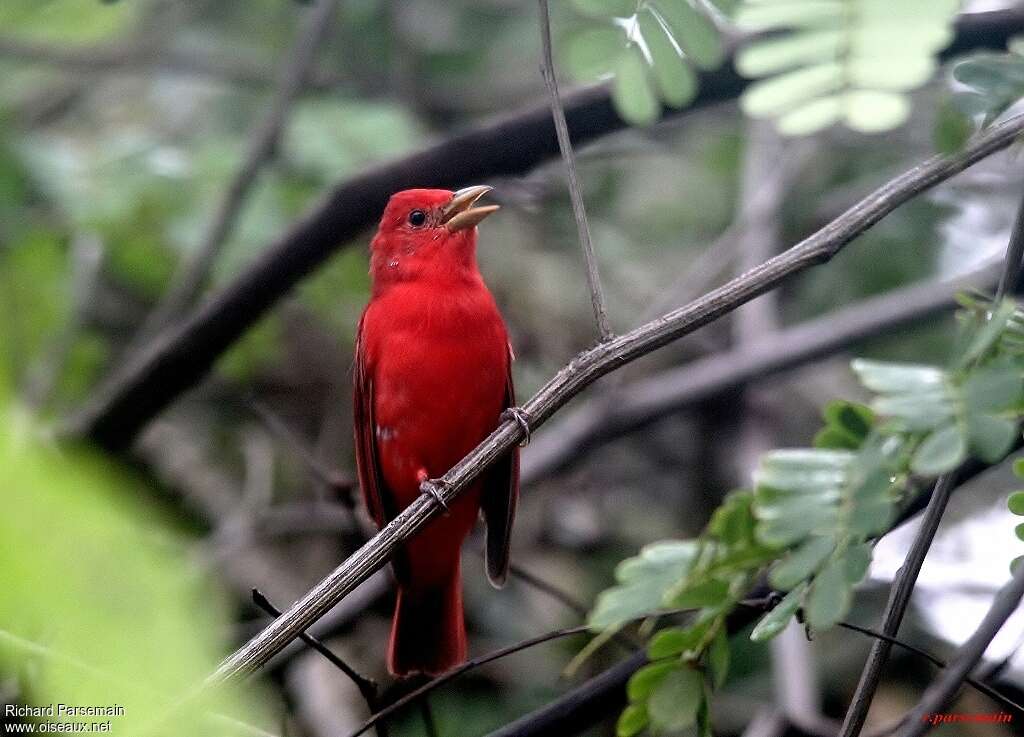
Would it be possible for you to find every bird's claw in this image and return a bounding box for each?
[420,479,449,511]
[501,406,532,446]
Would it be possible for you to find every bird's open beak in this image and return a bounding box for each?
[442,185,500,232]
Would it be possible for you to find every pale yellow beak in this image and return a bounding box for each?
[442,185,500,232]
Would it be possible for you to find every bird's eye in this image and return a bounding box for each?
[408,209,427,227]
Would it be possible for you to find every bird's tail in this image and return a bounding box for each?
[387,564,466,677]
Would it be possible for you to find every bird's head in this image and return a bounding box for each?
[369,186,499,289]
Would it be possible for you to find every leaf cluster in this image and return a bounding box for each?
[735,0,961,136]
[590,292,1024,735]
[562,0,729,125]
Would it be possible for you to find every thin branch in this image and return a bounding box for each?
[837,473,959,737]
[839,178,1024,737]
[251,589,381,711]
[350,624,591,737]
[834,621,1024,716]
[132,0,338,340]
[249,397,358,502]
[67,8,1024,452]
[537,0,612,341]
[522,263,1000,485]
[202,113,1024,688]
[895,563,1024,737]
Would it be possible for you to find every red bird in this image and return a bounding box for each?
[353,186,519,677]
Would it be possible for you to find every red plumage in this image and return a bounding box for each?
[353,187,518,677]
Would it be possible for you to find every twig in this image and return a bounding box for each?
[348,624,592,737]
[536,0,612,341]
[834,621,1024,716]
[65,9,1024,451]
[202,114,1024,688]
[133,0,338,339]
[251,589,380,709]
[249,397,358,502]
[839,178,1024,737]
[837,474,959,737]
[895,563,1024,737]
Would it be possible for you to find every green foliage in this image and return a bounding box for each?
[937,51,1024,152]
[562,1,727,125]
[0,402,269,734]
[592,292,1024,735]
[735,0,962,136]
[1008,459,1024,573]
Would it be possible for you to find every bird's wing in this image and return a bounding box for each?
[481,344,520,588]
[353,317,410,582]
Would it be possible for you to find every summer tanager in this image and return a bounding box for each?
[353,186,519,677]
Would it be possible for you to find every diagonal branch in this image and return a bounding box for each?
[64,7,1024,452]
[537,0,612,341]
[522,262,999,485]
[896,562,1024,737]
[200,113,1024,689]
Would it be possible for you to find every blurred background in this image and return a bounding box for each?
[4,1,1024,736]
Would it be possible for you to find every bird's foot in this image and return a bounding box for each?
[417,469,449,512]
[501,406,532,446]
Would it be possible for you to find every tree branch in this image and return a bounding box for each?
[65,7,1024,451]
[537,0,612,340]
[197,113,1024,689]
[522,262,999,484]
[896,562,1024,737]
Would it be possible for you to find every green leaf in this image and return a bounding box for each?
[1012,555,1024,575]
[563,25,627,80]
[617,704,649,737]
[962,363,1023,414]
[959,300,1018,367]
[966,414,1017,463]
[669,577,731,608]
[1015,522,1024,541]
[851,359,946,393]
[814,426,861,450]
[1008,491,1024,515]
[627,660,678,701]
[910,425,968,475]
[769,535,835,590]
[777,95,843,136]
[648,619,713,658]
[824,401,874,441]
[934,97,974,153]
[647,628,691,659]
[637,10,698,108]
[844,543,873,584]
[648,667,704,732]
[806,555,852,630]
[589,541,698,629]
[708,629,730,689]
[736,30,843,77]
[612,46,660,126]
[844,90,911,134]
[751,584,806,642]
[1014,458,1024,478]
[571,0,636,17]
[735,1,843,31]
[742,63,844,118]
[651,0,725,70]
